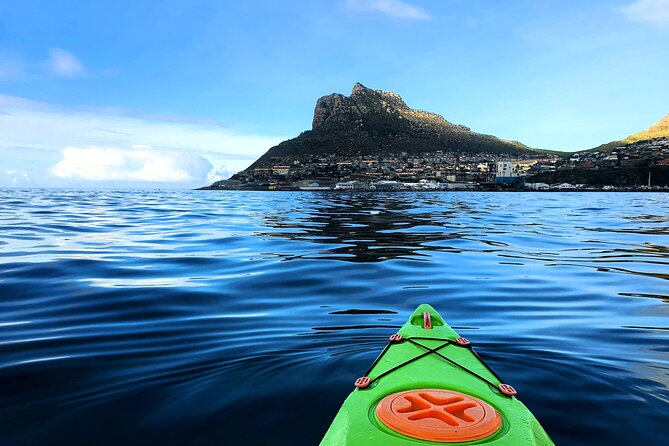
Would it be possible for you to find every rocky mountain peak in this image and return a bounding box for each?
[351,82,367,95]
[350,82,408,109]
[313,83,436,130]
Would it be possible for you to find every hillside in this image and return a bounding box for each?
[586,113,669,153]
[624,113,669,143]
[527,113,669,187]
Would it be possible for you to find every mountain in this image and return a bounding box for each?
[244,83,539,170]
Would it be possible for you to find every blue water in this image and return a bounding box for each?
[0,189,668,445]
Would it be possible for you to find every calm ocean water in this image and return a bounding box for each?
[0,189,668,445]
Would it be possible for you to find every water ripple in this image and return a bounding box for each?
[0,189,668,445]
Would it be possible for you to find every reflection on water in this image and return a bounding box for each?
[259,196,474,262]
[0,189,668,445]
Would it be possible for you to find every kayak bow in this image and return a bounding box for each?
[320,304,554,445]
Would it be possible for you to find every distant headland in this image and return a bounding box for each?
[201,83,669,191]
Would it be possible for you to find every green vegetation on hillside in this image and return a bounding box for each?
[625,114,669,143]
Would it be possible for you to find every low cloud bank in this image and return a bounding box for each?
[50,146,213,182]
[0,94,287,187]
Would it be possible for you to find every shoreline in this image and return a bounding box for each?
[197,187,669,193]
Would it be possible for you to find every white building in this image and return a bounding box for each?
[298,181,331,191]
[552,183,576,190]
[417,179,440,189]
[525,182,549,190]
[335,181,368,190]
[372,180,402,191]
[496,161,517,178]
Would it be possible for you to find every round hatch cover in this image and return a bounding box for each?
[376,389,502,443]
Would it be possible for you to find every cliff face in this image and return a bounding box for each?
[246,83,536,169]
[312,82,468,133]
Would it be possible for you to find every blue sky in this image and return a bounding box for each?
[1,0,668,188]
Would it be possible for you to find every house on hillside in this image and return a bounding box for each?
[272,166,290,175]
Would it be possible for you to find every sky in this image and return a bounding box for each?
[1,0,668,188]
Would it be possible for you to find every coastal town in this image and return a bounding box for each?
[206,138,669,191]
[211,151,554,191]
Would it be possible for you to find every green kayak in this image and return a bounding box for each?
[320,304,554,445]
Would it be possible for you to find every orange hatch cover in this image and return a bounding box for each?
[376,389,502,443]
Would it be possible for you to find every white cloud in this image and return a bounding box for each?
[50,146,212,182]
[345,0,430,20]
[206,166,242,183]
[0,94,287,187]
[621,0,669,26]
[47,48,85,77]
[0,48,96,80]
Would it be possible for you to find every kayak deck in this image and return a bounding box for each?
[320,304,554,445]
